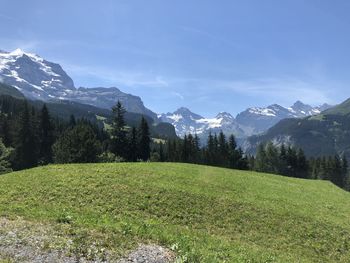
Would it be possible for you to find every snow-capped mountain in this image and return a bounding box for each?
[161,102,332,139]
[0,49,157,119]
[159,108,244,138]
[237,101,332,135]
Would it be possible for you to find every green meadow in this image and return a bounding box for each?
[0,163,349,262]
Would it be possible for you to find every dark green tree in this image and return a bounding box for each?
[138,116,151,161]
[14,102,39,169]
[39,104,54,164]
[110,101,127,158]
[128,127,138,162]
[0,138,13,174]
[53,123,101,163]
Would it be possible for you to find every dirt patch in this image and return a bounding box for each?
[117,245,175,263]
[0,217,175,263]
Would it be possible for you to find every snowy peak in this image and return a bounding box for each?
[162,101,333,139]
[173,107,204,120]
[216,112,234,120]
[159,108,243,138]
[0,48,75,100]
[0,48,158,119]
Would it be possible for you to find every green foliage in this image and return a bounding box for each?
[157,131,248,170]
[138,117,151,161]
[39,104,54,164]
[253,142,350,189]
[0,139,12,174]
[0,163,350,262]
[52,123,101,163]
[110,101,128,158]
[14,102,39,169]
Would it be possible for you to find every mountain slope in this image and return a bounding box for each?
[0,82,25,99]
[244,98,350,156]
[0,49,157,119]
[0,163,349,262]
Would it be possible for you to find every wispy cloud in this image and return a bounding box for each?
[163,75,336,107]
[171,91,184,100]
[212,77,333,105]
[63,63,169,88]
[0,14,15,22]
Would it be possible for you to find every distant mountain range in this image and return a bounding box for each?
[0,48,337,146]
[0,49,157,119]
[160,102,332,139]
[244,98,350,157]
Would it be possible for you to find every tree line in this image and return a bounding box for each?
[0,96,152,171]
[0,95,349,191]
[250,142,350,190]
[150,132,248,170]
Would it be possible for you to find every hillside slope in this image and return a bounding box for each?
[0,163,349,262]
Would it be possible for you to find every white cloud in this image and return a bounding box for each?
[172,91,184,100]
[63,63,169,88]
[215,77,333,106]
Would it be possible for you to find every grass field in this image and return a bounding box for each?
[0,163,349,262]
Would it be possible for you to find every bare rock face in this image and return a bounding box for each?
[117,245,175,263]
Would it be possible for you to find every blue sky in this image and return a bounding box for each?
[1,0,350,116]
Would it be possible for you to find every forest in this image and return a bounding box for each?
[0,94,348,191]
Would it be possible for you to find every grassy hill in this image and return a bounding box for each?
[0,163,349,262]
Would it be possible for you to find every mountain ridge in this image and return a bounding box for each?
[0,48,157,119]
[243,97,350,157]
[160,101,332,138]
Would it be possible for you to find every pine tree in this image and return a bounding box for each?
[14,102,39,170]
[295,148,308,178]
[265,142,279,174]
[255,143,268,172]
[2,117,11,147]
[331,155,344,187]
[138,117,151,161]
[110,101,127,158]
[228,134,238,168]
[53,123,101,163]
[69,114,76,127]
[39,104,54,164]
[0,138,13,174]
[159,142,165,162]
[128,127,138,162]
[218,131,228,166]
[206,132,215,165]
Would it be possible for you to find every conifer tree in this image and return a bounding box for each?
[255,143,268,172]
[128,127,138,162]
[138,116,151,161]
[110,101,127,158]
[14,102,39,170]
[39,104,54,164]
[0,138,13,174]
[53,123,101,163]
[296,148,308,178]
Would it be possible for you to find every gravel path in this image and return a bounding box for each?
[117,245,175,263]
[0,217,175,263]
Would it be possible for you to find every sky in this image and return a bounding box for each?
[1,0,350,116]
